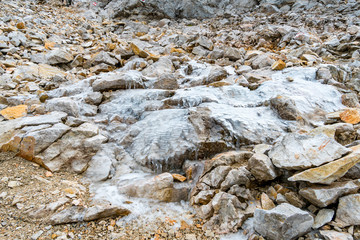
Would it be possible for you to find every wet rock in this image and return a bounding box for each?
[248,153,277,181]
[254,203,313,240]
[289,145,360,184]
[92,70,144,91]
[0,105,28,120]
[46,49,73,65]
[269,95,299,120]
[320,230,353,240]
[84,203,130,221]
[335,194,360,227]
[313,209,334,229]
[269,133,351,170]
[299,180,360,208]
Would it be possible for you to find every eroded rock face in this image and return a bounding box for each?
[254,203,314,240]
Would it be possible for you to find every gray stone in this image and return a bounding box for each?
[320,230,353,240]
[49,206,85,225]
[45,97,80,117]
[220,167,251,191]
[335,194,360,227]
[269,133,351,170]
[313,209,334,229]
[142,57,174,78]
[299,180,360,208]
[46,49,74,65]
[248,153,277,181]
[270,95,299,120]
[31,230,44,240]
[223,47,243,61]
[201,166,232,189]
[86,51,118,67]
[254,203,314,240]
[92,70,144,91]
[84,203,130,221]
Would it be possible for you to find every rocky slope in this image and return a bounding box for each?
[0,0,360,239]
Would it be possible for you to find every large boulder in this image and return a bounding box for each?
[254,203,314,240]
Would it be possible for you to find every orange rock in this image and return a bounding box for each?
[16,22,25,29]
[45,171,53,177]
[180,220,190,230]
[340,109,360,124]
[44,42,56,50]
[18,136,36,161]
[172,173,186,182]
[0,105,28,119]
[271,60,286,70]
[130,42,149,58]
[170,47,187,54]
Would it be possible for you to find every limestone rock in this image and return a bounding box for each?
[45,97,80,117]
[84,203,130,221]
[46,49,74,65]
[313,209,334,229]
[340,108,360,124]
[86,51,118,67]
[248,153,277,181]
[0,105,28,120]
[271,60,286,70]
[219,167,251,190]
[254,203,314,240]
[49,206,85,225]
[142,57,174,78]
[289,145,360,184]
[320,230,353,240]
[269,133,351,170]
[261,193,275,210]
[299,180,360,207]
[92,71,144,91]
[269,95,299,121]
[335,194,360,227]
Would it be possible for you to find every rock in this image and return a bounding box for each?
[192,190,216,205]
[250,54,275,69]
[342,93,360,108]
[202,166,232,189]
[299,180,360,207]
[85,147,113,182]
[130,42,149,58]
[313,209,334,229]
[335,194,360,227]
[8,181,20,188]
[86,51,118,67]
[340,109,360,124]
[92,70,144,91]
[288,145,360,185]
[223,47,243,61]
[261,193,275,210]
[271,60,286,70]
[197,36,213,50]
[49,206,85,225]
[46,49,74,65]
[152,73,179,90]
[0,105,28,120]
[320,230,354,240]
[219,167,251,190]
[142,57,174,78]
[269,133,351,170]
[248,153,277,181]
[45,97,79,117]
[254,203,314,240]
[284,191,306,208]
[310,123,356,146]
[84,203,130,221]
[31,230,44,240]
[269,95,299,120]
[172,173,186,182]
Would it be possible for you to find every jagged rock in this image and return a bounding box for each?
[27,197,70,219]
[92,70,144,91]
[254,203,314,240]
[340,108,360,124]
[248,153,277,181]
[49,206,85,225]
[320,230,354,240]
[299,180,360,207]
[45,97,80,117]
[335,194,360,227]
[142,57,174,78]
[269,133,351,170]
[85,146,113,182]
[83,203,130,221]
[284,191,306,209]
[223,47,244,61]
[119,173,188,202]
[219,167,251,190]
[269,95,299,120]
[86,51,119,67]
[342,93,360,108]
[271,60,286,70]
[0,105,28,120]
[310,123,356,146]
[313,209,334,229]
[288,145,360,184]
[202,166,232,189]
[261,193,275,210]
[46,49,73,65]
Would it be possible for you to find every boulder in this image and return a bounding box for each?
[254,203,313,240]
[269,95,299,121]
[313,209,334,229]
[92,70,144,91]
[269,133,351,170]
[289,145,360,184]
[299,180,360,207]
[335,194,360,227]
[46,49,73,65]
[248,153,277,181]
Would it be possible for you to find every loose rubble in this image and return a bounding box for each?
[1,0,360,239]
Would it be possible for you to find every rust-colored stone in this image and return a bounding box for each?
[172,173,187,182]
[340,108,360,124]
[1,136,22,152]
[271,60,286,70]
[18,136,36,161]
[0,105,28,119]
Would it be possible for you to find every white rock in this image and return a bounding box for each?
[313,209,334,229]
